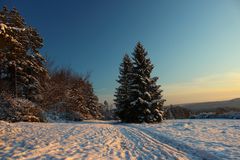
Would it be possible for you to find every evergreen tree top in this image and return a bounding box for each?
[132,42,154,77]
[118,54,133,78]
[123,54,131,62]
[0,6,25,28]
[133,42,148,57]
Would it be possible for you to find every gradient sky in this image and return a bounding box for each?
[1,0,240,104]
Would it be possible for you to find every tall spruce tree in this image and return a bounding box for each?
[0,7,48,101]
[114,54,133,122]
[128,42,165,123]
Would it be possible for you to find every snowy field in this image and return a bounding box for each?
[0,120,239,160]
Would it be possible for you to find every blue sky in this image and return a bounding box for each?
[1,0,240,104]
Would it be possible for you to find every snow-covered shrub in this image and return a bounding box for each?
[0,95,44,122]
[42,68,103,121]
[42,102,83,122]
[43,111,83,122]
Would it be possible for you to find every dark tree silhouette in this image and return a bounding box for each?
[115,42,165,123]
[115,54,133,121]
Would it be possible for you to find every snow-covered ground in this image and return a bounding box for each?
[0,120,239,160]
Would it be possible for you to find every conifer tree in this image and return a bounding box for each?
[0,6,48,101]
[128,42,165,123]
[114,54,133,122]
[82,81,102,119]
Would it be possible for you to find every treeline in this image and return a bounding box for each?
[42,68,102,121]
[0,7,102,122]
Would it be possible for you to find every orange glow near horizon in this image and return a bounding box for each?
[163,72,240,105]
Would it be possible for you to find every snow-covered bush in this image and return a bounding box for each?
[0,95,44,122]
[42,102,83,122]
[41,68,103,121]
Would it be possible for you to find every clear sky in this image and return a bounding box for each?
[1,0,240,105]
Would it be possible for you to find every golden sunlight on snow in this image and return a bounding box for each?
[1,120,239,159]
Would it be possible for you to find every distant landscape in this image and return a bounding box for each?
[163,98,240,120]
[181,98,240,112]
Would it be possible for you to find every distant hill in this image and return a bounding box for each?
[180,98,240,113]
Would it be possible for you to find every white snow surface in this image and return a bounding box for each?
[0,119,239,160]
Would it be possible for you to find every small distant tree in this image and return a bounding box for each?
[84,82,102,119]
[114,54,133,121]
[104,100,109,110]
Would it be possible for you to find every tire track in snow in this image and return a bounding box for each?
[80,124,135,160]
[119,125,191,160]
[123,124,221,160]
